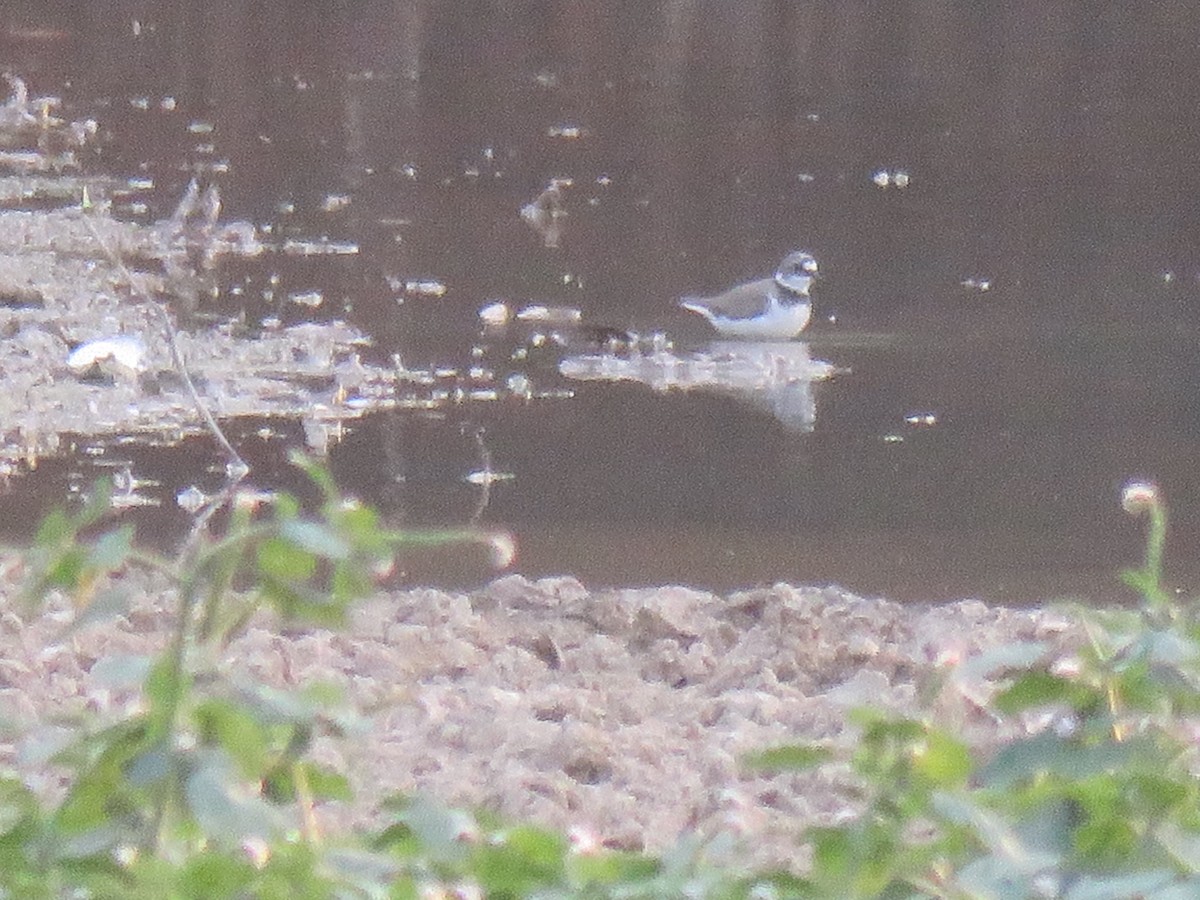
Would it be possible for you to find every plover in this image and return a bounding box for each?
[680,250,819,339]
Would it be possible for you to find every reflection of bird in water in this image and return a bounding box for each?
[680,250,819,339]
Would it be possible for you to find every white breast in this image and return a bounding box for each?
[703,296,812,339]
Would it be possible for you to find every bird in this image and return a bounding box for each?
[679,250,819,339]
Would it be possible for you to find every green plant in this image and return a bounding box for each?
[750,480,1200,898]
[9,468,1200,898]
[0,453,514,897]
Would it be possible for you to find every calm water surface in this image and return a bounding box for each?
[3,1,1200,603]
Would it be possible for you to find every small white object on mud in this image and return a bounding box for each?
[67,336,146,375]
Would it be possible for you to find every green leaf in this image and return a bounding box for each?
[1143,628,1200,667]
[954,854,1037,898]
[125,744,172,787]
[1122,568,1154,595]
[265,761,351,804]
[289,450,338,501]
[911,731,972,787]
[178,852,257,899]
[89,653,154,689]
[931,792,1062,875]
[39,546,86,592]
[992,671,1098,715]
[1156,821,1200,873]
[34,507,73,546]
[278,520,351,561]
[979,732,1159,790]
[805,822,903,897]
[144,657,190,740]
[333,502,382,544]
[473,825,568,893]
[256,536,317,583]
[389,795,475,864]
[59,586,135,635]
[566,849,660,889]
[86,525,134,570]
[185,755,283,846]
[742,743,833,772]
[18,725,78,766]
[1063,870,1177,900]
[956,640,1049,681]
[1146,879,1200,900]
[194,699,269,777]
[0,776,38,837]
[296,762,351,801]
[320,848,401,894]
[257,575,346,628]
[52,721,152,835]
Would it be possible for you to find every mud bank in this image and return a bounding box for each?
[0,174,395,476]
[0,571,1078,870]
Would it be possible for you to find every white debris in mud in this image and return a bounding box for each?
[516,304,581,325]
[67,336,146,375]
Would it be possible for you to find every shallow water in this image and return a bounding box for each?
[2,2,1200,603]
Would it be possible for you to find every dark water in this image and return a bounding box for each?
[4,1,1200,603]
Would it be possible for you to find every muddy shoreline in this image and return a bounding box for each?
[0,569,1077,871]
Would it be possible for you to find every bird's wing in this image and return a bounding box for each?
[683,277,775,319]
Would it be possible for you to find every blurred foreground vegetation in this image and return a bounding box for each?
[2,466,1200,898]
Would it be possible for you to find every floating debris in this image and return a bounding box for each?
[403,279,448,297]
[872,168,911,189]
[547,124,586,140]
[153,179,263,275]
[516,304,582,325]
[903,412,938,427]
[280,237,359,256]
[0,74,97,169]
[479,301,511,328]
[505,373,532,398]
[960,277,992,292]
[287,289,324,308]
[464,469,515,486]
[320,193,352,213]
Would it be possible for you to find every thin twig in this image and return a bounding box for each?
[468,425,492,525]
[78,193,247,473]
